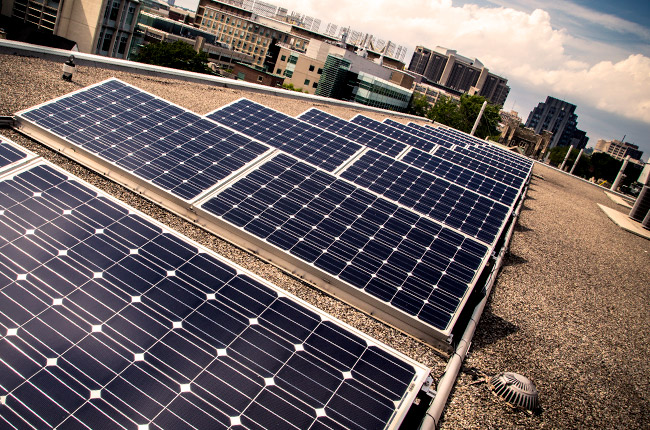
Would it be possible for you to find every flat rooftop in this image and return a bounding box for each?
[1,49,648,429]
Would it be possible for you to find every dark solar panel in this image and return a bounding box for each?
[0,140,28,170]
[297,109,518,206]
[433,146,527,184]
[349,115,437,152]
[298,109,406,157]
[0,162,427,429]
[17,79,269,201]
[207,100,362,172]
[399,149,520,205]
[380,117,459,149]
[201,153,489,334]
[341,150,510,244]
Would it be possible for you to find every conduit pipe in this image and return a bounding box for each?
[419,185,525,429]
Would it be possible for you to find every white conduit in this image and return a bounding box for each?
[419,185,526,429]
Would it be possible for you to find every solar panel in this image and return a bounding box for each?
[200,153,490,341]
[400,149,520,205]
[298,108,407,157]
[347,115,525,192]
[350,115,438,152]
[0,136,33,173]
[297,109,518,207]
[340,150,510,245]
[433,146,527,185]
[412,124,533,171]
[379,117,460,149]
[0,161,428,429]
[16,79,270,201]
[206,99,362,172]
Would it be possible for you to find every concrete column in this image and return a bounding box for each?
[569,148,584,174]
[559,145,574,171]
[611,155,630,191]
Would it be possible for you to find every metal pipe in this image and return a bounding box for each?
[569,148,584,174]
[419,188,525,429]
[611,155,630,192]
[470,101,487,136]
[559,145,573,171]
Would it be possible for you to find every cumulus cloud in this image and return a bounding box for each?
[278,0,650,124]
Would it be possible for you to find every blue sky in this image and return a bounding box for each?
[174,0,650,161]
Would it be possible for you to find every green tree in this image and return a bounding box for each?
[407,93,431,117]
[134,41,212,74]
[548,146,570,166]
[426,94,501,139]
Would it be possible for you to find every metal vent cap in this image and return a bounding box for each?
[488,372,539,412]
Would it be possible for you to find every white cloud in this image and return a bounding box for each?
[278,0,650,124]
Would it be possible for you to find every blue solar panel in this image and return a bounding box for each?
[404,123,533,174]
[341,150,510,244]
[297,109,518,206]
[399,149,520,205]
[17,79,270,201]
[298,109,406,157]
[434,146,527,183]
[207,100,362,172]
[201,153,489,334]
[349,115,438,152]
[0,139,28,170]
[0,162,427,429]
[379,118,460,149]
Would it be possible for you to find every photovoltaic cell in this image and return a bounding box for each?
[350,115,438,152]
[0,162,426,429]
[0,140,27,170]
[341,150,510,244]
[433,146,526,186]
[380,117,461,149]
[207,99,362,172]
[298,108,406,158]
[201,153,489,334]
[399,149,520,205]
[17,79,270,201]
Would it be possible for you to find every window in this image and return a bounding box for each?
[276,68,282,74]
[257,75,263,82]
[237,72,245,79]
[109,1,120,21]
[101,30,113,52]
[317,68,323,74]
[304,79,310,85]
[284,70,293,78]
[312,82,318,88]
[280,55,286,61]
[309,65,315,72]
[288,55,298,64]
[117,34,129,55]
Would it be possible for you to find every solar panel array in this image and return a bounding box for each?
[0,140,28,170]
[350,115,438,152]
[18,80,270,201]
[0,161,427,429]
[351,115,530,193]
[206,99,363,171]
[297,108,518,206]
[16,78,531,350]
[201,153,489,332]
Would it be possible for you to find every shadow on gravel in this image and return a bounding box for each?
[503,252,527,266]
[524,195,536,200]
[520,203,533,211]
[514,224,533,233]
[471,311,519,349]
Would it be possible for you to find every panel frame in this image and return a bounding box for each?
[0,158,430,429]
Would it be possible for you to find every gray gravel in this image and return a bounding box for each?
[2,53,649,429]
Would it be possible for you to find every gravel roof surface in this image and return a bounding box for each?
[1,52,649,429]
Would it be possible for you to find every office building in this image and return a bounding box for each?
[525,96,588,149]
[594,139,644,162]
[1,0,141,58]
[408,45,510,106]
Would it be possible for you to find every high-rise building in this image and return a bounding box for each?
[1,0,141,59]
[594,139,643,161]
[407,45,510,106]
[525,96,588,149]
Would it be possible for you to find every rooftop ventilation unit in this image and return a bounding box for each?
[488,372,540,413]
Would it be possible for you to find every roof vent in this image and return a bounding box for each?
[488,372,539,412]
